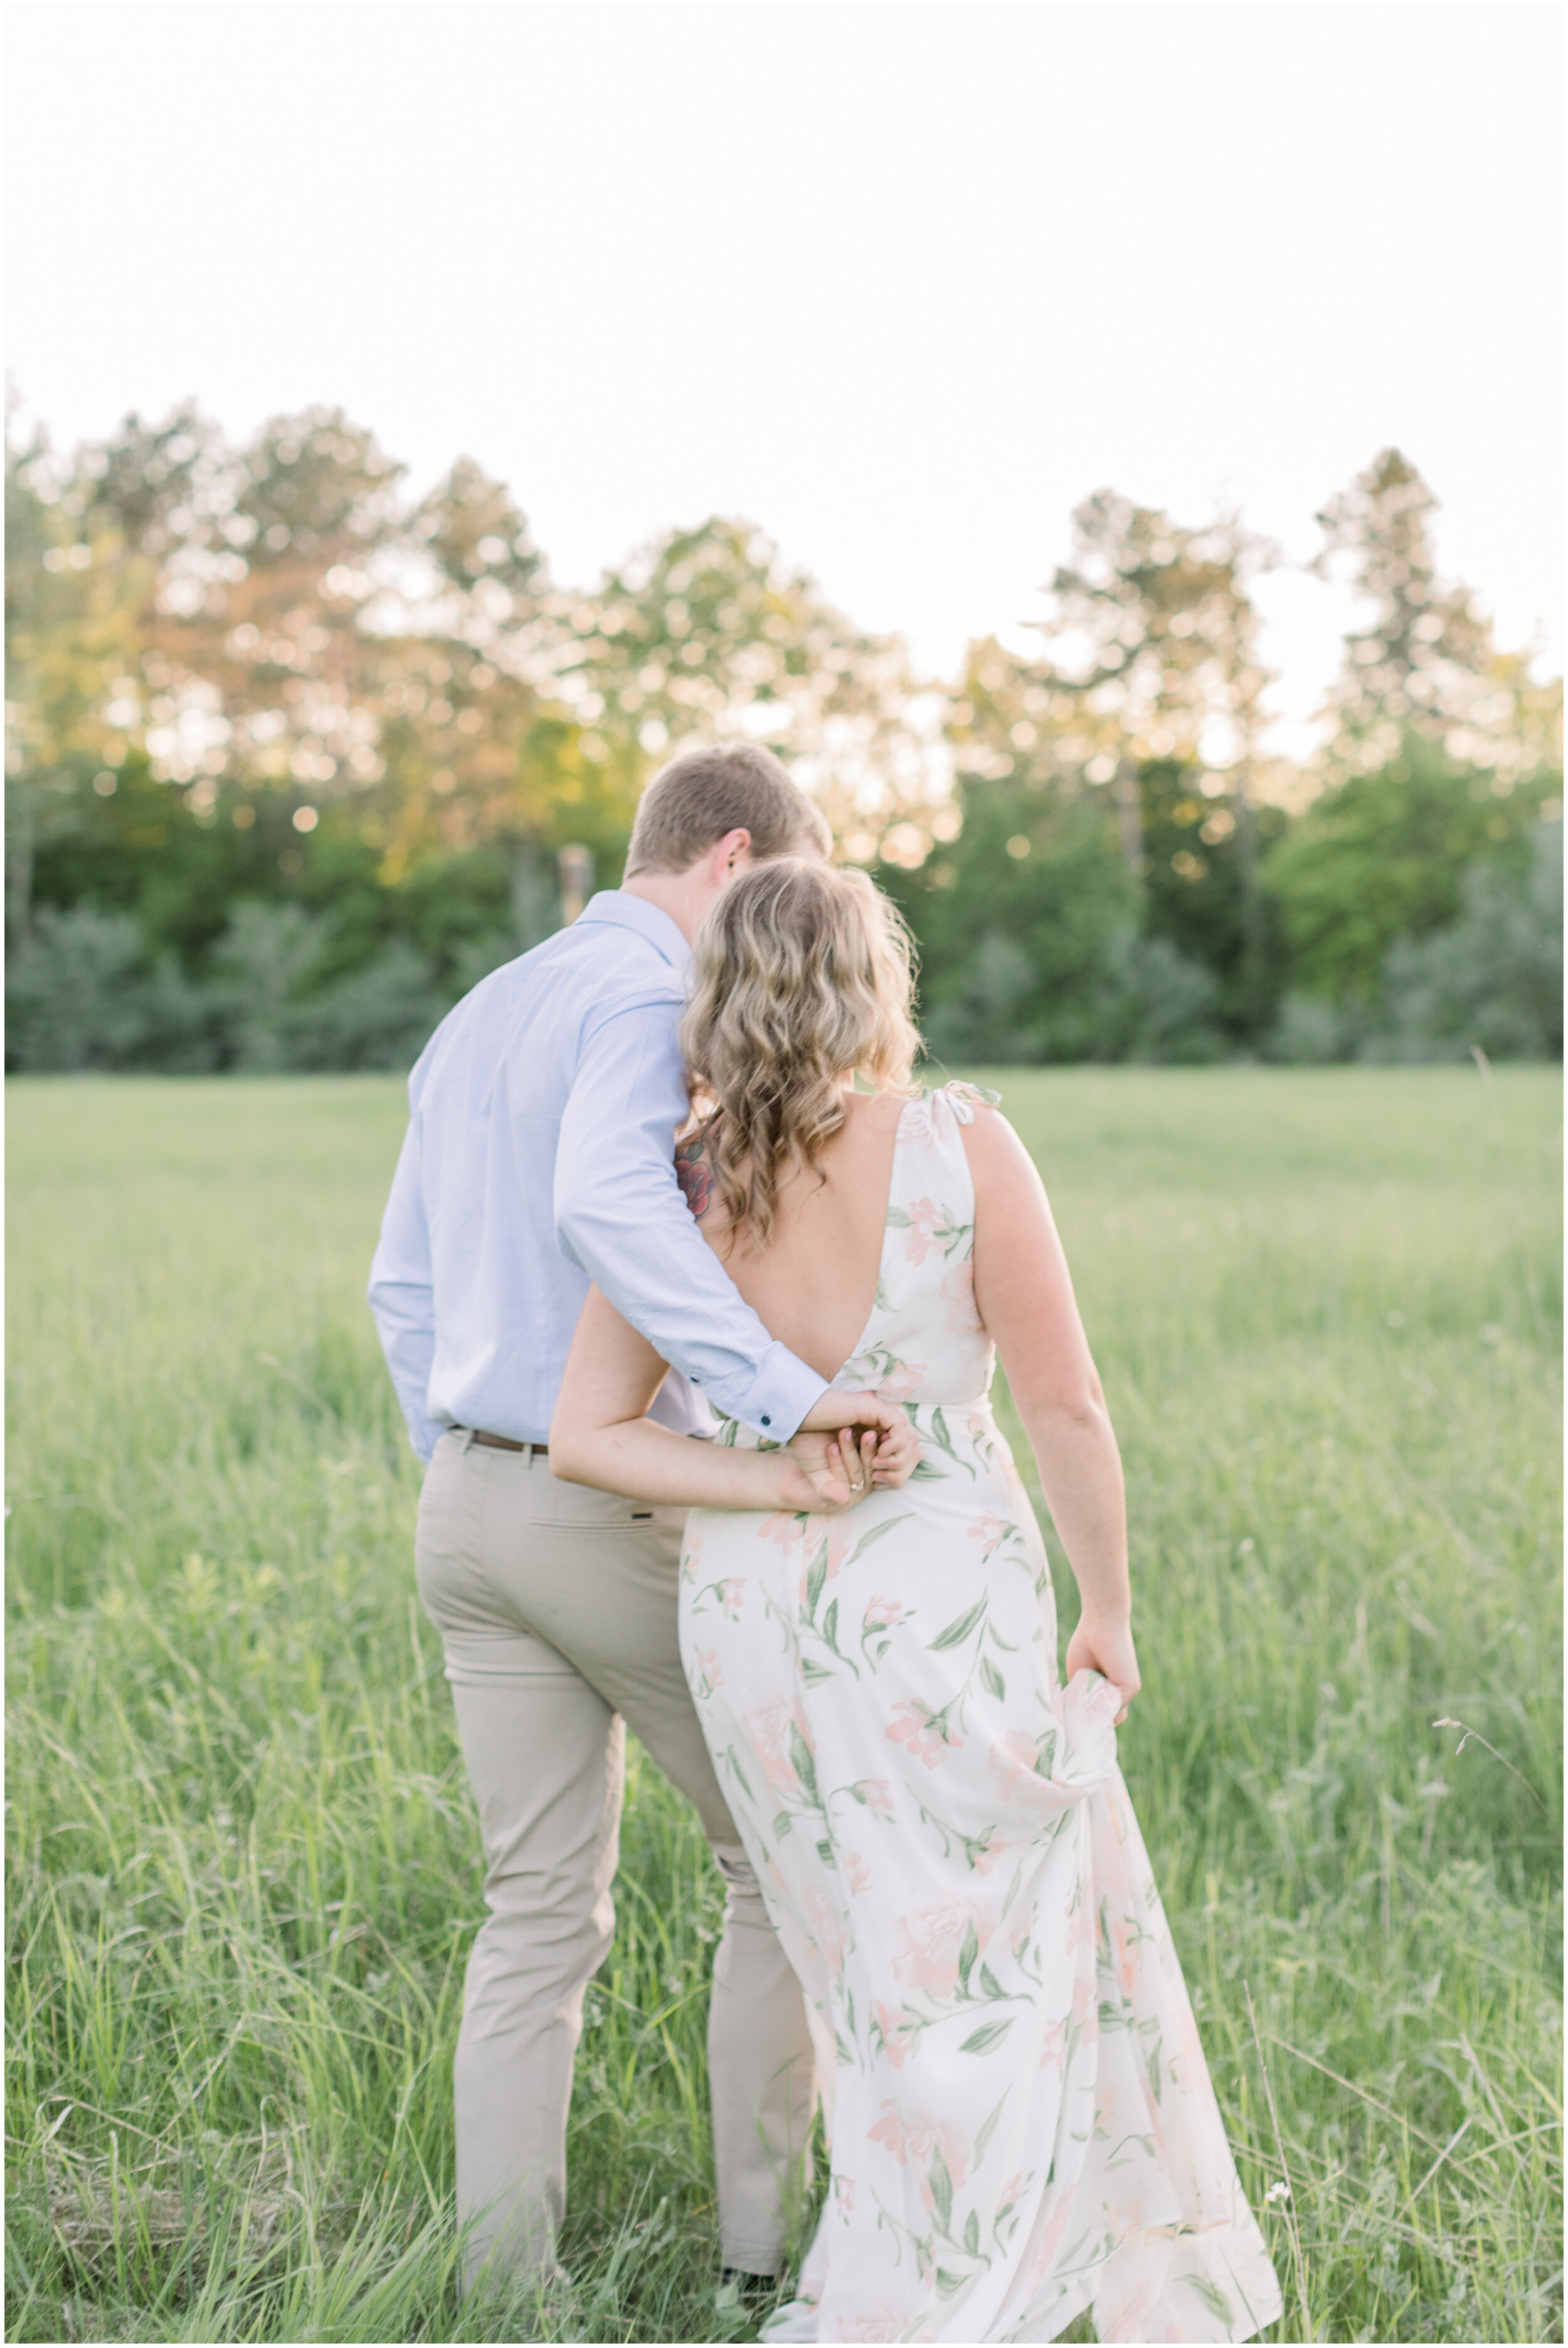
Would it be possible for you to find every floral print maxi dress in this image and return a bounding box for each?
[679,1086,1283,2345]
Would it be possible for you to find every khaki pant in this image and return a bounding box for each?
[415,1430,815,2288]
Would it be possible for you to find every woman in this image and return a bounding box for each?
[551,861,1282,2344]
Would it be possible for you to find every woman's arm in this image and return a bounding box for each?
[550,1285,920,1511]
[962,1108,1140,1720]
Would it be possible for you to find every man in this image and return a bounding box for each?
[367,741,866,2296]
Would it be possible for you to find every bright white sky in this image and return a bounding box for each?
[6,3,1562,760]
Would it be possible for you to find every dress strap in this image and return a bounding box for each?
[929,1080,1002,1126]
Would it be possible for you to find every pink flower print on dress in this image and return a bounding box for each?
[717,1578,745,1619]
[1025,2193,1076,2289]
[690,1648,722,1698]
[989,1728,1061,1808]
[905,2112,970,2204]
[874,2000,921,2068]
[845,1850,873,1894]
[842,2313,914,2343]
[1095,2078,1119,2137]
[1071,1969,1099,2048]
[744,1691,810,1800]
[756,1510,811,1554]
[886,1699,951,1770]
[968,1828,1007,1876]
[940,1258,983,1336]
[862,1595,904,1632]
[1107,2197,1145,2246]
[876,1360,925,1403]
[968,1511,1011,1562]
[854,1778,896,1817]
[833,2174,857,2215]
[901,1095,938,1147]
[900,1196,944,1265]
[803,1883,846,1977]
[867,2100,908,2163]
[893,1895,994,2000]
[1039,2015,1067,2069]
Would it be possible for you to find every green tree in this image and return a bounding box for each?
[941,491,1286,1045]
[1263,733,1560,1004]
[5,420,161,938]
[1034,491,1278,1005]
[876,763,1137,1063]
[571,518,947,867]
[1134,760,1289,1038]
[1312,447,1563,787]
[369,454,558,898]
[144,406,406,805]
[1378,817,1562,1060]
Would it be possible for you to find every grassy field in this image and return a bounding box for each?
[6,1067,1562,2345]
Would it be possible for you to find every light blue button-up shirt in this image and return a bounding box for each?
[366,889,829,1460]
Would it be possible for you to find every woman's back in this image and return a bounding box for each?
[678,1089,909,1384]
[678,1085,1013,1420]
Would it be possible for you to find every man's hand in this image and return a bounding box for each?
[798,1386,902,1436]
[1064,1612,1141,1725]
[779,1408,922,1514]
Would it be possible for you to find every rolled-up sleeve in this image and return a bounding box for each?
[367,1113,443,1461]
[554,995,828,1440]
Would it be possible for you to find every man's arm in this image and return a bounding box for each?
[367,1115,443,1462]
[554,994,830,1440]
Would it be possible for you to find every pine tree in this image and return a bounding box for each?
[1311,447,1561,786]
[948,492,1280,1023]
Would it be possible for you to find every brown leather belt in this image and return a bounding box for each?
[467,1428,545,1454]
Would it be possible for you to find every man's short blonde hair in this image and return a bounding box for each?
[623,740,831,878]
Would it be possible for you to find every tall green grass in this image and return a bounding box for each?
[6,1068,1561,2344]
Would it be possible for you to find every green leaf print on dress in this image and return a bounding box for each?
[677,1086,1282,2344]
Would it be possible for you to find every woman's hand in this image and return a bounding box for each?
[781,1408,921,1514]
[781,1426,879,1512]
[1064,1612,1141,1725]
[797,1389,921,1487]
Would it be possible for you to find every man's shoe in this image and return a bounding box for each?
[718,2268,778,2307]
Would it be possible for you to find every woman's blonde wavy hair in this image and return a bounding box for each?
[679,858,922,1249]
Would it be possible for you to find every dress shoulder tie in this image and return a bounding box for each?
[930,1080,1002,1125]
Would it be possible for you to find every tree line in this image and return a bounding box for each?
[6,405,1561,1072]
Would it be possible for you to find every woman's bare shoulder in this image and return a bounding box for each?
[953,1095,1047,1199]
[840,1087,909,1136]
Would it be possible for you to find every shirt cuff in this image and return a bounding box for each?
[708,1343,830,1443]
[405,1406,445,1464]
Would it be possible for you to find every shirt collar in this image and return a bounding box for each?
[575,889,692,970]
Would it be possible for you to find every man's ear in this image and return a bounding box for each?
[714,827,752,877]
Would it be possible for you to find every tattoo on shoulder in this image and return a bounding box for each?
[675,1135,716,1220]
